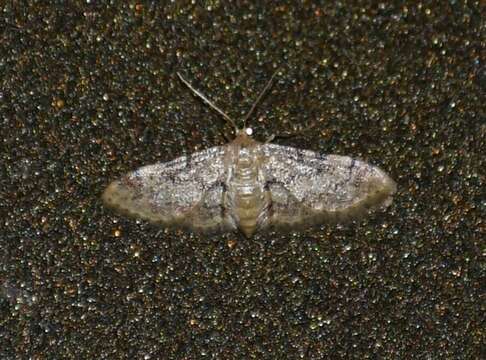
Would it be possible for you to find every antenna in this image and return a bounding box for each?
[177,73,239,132]
[242,70,279,127]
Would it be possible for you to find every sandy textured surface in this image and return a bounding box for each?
[1,2,483,358]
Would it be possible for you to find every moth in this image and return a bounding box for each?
[102,72,396,237]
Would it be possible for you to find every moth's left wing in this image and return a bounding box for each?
[260,143,397,229]
[102,146,237,234]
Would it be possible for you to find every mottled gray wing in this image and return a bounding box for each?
[261,144,396,229]
[102,146,237,234]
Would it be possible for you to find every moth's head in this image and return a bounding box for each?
[235,127,254,137]
[234,127,258,147]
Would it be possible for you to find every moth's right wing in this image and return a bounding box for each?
[102,146,237,234]
[261,144,397,229]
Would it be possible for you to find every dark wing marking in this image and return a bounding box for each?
[102,145,237,233]
[260,143,396,229]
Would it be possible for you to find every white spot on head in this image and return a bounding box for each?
[245,127,253,136]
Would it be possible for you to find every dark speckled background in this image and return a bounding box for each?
[0,2,484,359]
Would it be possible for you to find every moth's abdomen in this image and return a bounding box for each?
[228,152,269,237]
[232,188,269,237]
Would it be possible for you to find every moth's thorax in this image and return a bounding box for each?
[228,132,262,184]
[226,134,270,237]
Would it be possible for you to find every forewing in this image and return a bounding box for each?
[261,143,396,229]
[102,146,237,233]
